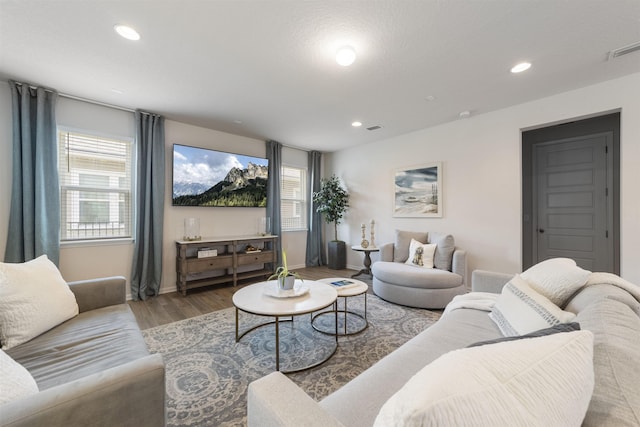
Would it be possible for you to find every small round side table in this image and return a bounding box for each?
[312,277,369,336]
[351,245,380,278]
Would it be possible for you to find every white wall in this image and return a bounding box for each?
[0,85,308,297]
[328,72,640,284]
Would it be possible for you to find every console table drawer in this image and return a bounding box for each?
[237,251,274,266]
[188,256,233,273]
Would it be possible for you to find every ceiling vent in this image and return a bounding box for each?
[366,125,382,131]
[608,40,640,60]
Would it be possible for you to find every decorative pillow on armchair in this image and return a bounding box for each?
[405,239,436,269]
[393,230,428,263]
[0,255,78,349]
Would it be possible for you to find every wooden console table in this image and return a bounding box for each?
[176,235,278,295]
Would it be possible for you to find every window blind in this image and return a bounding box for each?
[58,130,133,241]
[281,166,307,231]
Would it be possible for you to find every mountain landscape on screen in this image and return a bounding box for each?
[172,144,269,207]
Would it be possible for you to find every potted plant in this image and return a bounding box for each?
[313,174,350,269]
[268,250,302,290]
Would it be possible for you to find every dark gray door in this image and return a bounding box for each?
[533,133,613,271]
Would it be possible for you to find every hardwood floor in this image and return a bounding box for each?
[128,266,362,330]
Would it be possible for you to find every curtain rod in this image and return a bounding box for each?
[7,79,136,113]
[59,93,136,113]
[7,80,312,151]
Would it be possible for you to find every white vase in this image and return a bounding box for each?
[279,275,295,290]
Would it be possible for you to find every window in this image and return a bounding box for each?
[281,166,307,231]
[58,130,133,241]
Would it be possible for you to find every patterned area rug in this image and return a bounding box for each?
[143,292,441,427]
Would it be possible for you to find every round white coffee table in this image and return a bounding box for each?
[312,277,369,336]
[233,280,338,373]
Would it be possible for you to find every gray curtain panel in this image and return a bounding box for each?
[131,110,165,300]
[266,140,282,264]
[306,150,326,266]
[5,81,60,265]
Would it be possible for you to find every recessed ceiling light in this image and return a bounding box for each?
[336,46,356,66]
[110,88,123,94]
[511,62,531,73]
[459,110,471,119]
[114,24,140,41]
[351,121,362,127]
[233,120,243,125]
[425,95,437,102]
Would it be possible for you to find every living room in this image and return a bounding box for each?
[1,1,640,426]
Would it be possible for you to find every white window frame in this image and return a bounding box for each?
[58,128,135,244]
[280,165,307,231]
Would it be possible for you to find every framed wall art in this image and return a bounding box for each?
[393,162,442,218]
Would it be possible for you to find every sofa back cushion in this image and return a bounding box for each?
[429,232,455,271]
[393,230,428,263]
[576,298,640,426]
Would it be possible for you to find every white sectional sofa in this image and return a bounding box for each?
[247,264,640,426]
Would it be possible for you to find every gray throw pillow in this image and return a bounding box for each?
[394,230,428,263]
[429,232,455,271]
[468,322,581,347]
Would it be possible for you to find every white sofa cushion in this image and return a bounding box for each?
[0,348,39,404]
[374,330,595,427]
[489,274,576,337]
[0,255,79,350]
[521,257,590,307]
[405,239,436,269]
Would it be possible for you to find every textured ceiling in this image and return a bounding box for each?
[1,0,639,152]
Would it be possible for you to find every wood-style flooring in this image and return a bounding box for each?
[128,266,362,330]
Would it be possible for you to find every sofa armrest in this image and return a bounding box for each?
[248,372,344,427]
[452,249,467,285]
[471,270,513,293]
[68,276,126,313]
[1,354,165,427]
[378,243,394,262]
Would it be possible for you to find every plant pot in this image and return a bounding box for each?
[278,274,296,290]
[328,240,346,270]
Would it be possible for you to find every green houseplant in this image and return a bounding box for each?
[313,175,350,269]
[268,250,302,290]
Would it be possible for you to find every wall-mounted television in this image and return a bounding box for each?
[172,144,269,207]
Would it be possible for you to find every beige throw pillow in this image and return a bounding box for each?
[0,255,79,349]
[521,257,590,307]
[374,330,595,427]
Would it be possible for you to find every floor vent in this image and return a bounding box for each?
[367,125,382,131]
[608,40,640,60]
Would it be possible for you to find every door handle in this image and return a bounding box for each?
[538,229,545,234]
